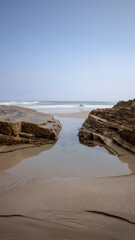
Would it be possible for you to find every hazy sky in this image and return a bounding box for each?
[0,0,135,101]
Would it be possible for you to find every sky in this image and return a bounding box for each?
[0,0,135,101]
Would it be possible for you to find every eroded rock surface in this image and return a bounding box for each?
[78,99,135,154]
[0,105,61,146]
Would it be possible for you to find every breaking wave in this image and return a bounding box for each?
[0,101,115,113]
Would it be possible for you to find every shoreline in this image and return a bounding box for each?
[51,111,89,119]
[0,109,135,239]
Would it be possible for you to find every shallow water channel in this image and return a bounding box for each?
[0,117,133,179]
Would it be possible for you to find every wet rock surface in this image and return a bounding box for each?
[78,99,135,154]
[0,105,61,146]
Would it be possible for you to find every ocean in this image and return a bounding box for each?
[0,101,115,113]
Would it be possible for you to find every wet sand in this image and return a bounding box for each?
[0,112,135,240]
[52,110,89,118]
[0,174,135,240]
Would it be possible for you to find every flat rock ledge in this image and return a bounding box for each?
[78,99,135,155]
[0,105,61,146]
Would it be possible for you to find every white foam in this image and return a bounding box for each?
[0,101,38,106]
[26,104,113,109]
[0,102,114,113]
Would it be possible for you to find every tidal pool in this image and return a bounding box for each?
[0,117,133,181]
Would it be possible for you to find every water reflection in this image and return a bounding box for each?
[0,117,134,177]
[0,144,54,170]
[119,154,135,173]
[79,140,135,174]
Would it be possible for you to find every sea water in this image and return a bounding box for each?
[0,100,115,113]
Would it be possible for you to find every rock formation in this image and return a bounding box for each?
[0,105,61,146]
[78,99,135,154]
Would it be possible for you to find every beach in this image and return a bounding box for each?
[52,111,90,118]
[0,174,135,240]
[1,0,135,238]
[0,104,135,240]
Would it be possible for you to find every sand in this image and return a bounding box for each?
[0,174,135,240]
[52,111,89,119]
[0,111,135,240]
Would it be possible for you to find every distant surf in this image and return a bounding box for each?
[0,101,115,113]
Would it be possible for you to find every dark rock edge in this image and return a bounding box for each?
[0,105,62,147]
[78,99,135,154]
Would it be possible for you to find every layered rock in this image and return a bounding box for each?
[78,99,135,154]
[0,105,61,145]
